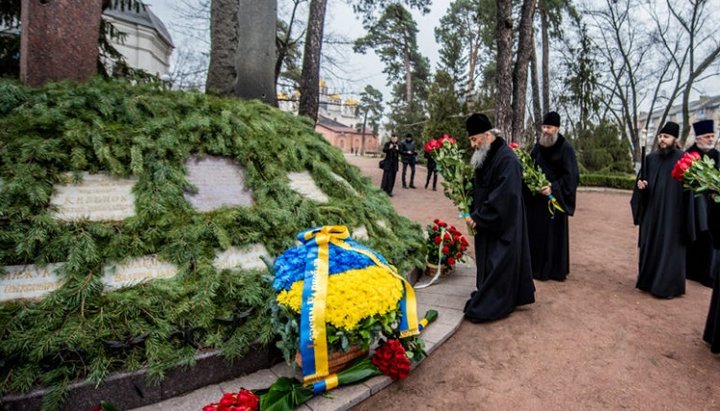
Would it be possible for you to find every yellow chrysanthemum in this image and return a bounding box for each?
[276,265,404,331]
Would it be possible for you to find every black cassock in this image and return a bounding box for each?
[464,138,535,322]
[685,145,720,287]
[630,148,693,298]
[523,134,579,281]
[704,200,720,353]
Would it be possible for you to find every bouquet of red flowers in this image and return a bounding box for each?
[203,388,259,411]
[425,219,468,267]
[370,338,411,380]
[425,134,475,234]
[672,151,720,200]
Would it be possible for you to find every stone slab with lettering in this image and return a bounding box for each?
[352,226,369,240]
[287,171,329,203]
[331,172,358,195]
[213,244,271,271]
[184,156,254,212]
[50,173,137,221]
[1,263,65,302]
[102,255,178,290]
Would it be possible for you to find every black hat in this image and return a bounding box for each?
[692,119,714,136]
[658,121,679,138]
[542,111,561,127]
[466,113,493,136]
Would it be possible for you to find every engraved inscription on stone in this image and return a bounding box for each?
[184,156,254,212]
[50,173,137,221]
[352,226,369,240]
[102,255,178,290]
[1,263,64,302]
[287,171,329,203]
[331,172,358,195]
[213,244,271,271]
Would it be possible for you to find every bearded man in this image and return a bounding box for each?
[463,113,535,323]
[686,119,720,288]
[631,122,694,298]
[523,111,579,281]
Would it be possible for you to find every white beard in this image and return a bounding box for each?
[470,141,491,169]
[697,140,716,152]
[539,132,558,147]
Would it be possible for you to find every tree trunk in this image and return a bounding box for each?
[298,0,328,121]
[511,0,536,143]
[235,0,277,105]
[404,47,413,104]
[361,110,368,155]
[540,7,550,113]
[207,0,239,97]
[495,0,513,139]
[530,34,542,142]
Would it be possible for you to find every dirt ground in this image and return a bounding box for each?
[344,154,720,411]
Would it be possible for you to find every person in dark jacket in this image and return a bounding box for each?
[424,150,437,190]
[380,134,400,196]
[522,111,579,282]
[463,113,535,323]
[399,133,418,188]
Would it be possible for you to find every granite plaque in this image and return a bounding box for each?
[352,226,369,240]
[50,173,137,221]
[1,263,65,302]
[213,244,271,271]
[102,255,178,290]
[331,172,358,195]
[287,171,329,203]
[184,156,254,212]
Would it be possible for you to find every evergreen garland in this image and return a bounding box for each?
[0,78,423,410]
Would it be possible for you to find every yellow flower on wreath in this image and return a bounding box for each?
[276,265,404,331]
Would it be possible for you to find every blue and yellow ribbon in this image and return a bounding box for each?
[547,194,565,219]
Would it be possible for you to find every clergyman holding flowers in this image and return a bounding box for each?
[522,111,579,282]
[462,113,535,323]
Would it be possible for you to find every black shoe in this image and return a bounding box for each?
[424,184,429,189]
[388,193,393,197]
[402,185,407,189]
[432,188,437,191]
[409,185,417,189]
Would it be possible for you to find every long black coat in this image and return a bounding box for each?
[704,200,720,353]
[382,141,400,172]
[686,144,720,287]
[523,134,579,281]
[464,137,535,322]
[630,148,693,298]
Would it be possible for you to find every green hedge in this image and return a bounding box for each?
[580,173,635,190]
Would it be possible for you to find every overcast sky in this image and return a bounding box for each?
[143,0,452,101]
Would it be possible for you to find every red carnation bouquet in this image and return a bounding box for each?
[425,134,475,234]
[672,151,720,200]
[203,388,259,411]
[425,219,469,268]
[371,339,411,380]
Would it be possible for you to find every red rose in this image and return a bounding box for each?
[448,257,455,265]
[433,225,439,231]
[509,142,519,149]
[433,218,440,224]
[439,222,447,228]
[434,236,442,244]
[203,405,220,411]
[218,393,238,408]
[236,389,259,411]
[442,246,450,254]
[456,252,462,259]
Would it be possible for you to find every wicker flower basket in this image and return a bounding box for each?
[295,345,368,375]
[424,257,453,277]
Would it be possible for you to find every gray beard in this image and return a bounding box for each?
[470,142,491,169]
[539,133,558,147]
[697,141,715,152]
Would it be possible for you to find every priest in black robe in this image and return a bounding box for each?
[523,112,579,281]
[686,119,720,287]
[630,122,693,299]
[463,113,535,322]
[704,198,720,353]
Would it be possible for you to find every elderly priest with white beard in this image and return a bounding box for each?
[463,113,535,323]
